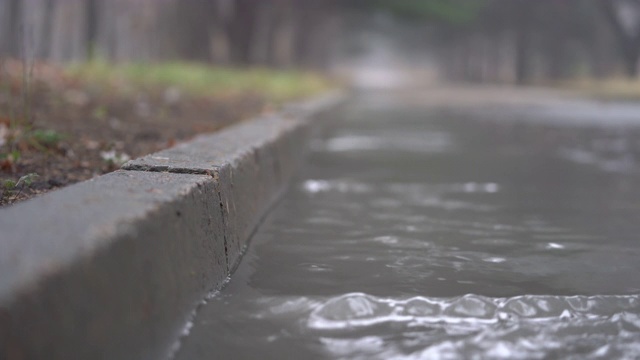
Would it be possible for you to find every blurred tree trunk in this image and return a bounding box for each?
[313,10,341,69]
[485,35,502,82]
[207,0,236,64]
[545,37,568,79]
[0,0,341,68]
[85,0,97,60]
[228,0,257,65]
[540,1,570,81]
[94,0,115,61]
[514,0,533,85]
[50,0,87,62]
[250,1,272,64]
[172,0,216,62]
[292,0,338,69]
[448,34,470,81]
[292,0,314,67]
[38,0,55,59]
[600,0,640,77]
[21,0,48,60]
[267,0,296,68]
[590,13,614,78]
[460,38,472,81]
[0,0,22,57]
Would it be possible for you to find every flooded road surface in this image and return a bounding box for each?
[175,90,640,359]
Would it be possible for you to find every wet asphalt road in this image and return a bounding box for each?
[174,89,640,359]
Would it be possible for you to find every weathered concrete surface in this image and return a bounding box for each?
[124,92,346,269]
[0,91,346,360]
[123,116,305,268]
[0,170,226,360]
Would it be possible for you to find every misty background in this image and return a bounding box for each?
[2,0,640,86]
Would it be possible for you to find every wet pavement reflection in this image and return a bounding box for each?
[174,90,640,359]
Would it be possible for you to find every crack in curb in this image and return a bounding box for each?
[121,163,232,277]
[215,183,231,276]
[121,164,219,175]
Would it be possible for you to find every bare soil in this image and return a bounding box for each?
[0,62,266,206]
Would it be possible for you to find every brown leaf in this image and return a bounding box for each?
[0,158,15,172]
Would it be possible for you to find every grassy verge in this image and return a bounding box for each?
[65,61,333,103]
[1,59,336,206]
[556,78,640,102]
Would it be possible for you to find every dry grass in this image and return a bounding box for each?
[556,78,640,101]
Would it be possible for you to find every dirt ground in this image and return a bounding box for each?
[0,61,267,206]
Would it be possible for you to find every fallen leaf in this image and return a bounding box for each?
[0,158,14,172]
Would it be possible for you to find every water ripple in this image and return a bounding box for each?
[305,293,640,359]
[308,293,640,329]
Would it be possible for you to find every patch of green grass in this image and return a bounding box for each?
[1,173,38,205]
[29,129,65,148]
[3,179,16,190]
[66,61,334,102]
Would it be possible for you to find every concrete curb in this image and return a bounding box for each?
[0,91,347,360]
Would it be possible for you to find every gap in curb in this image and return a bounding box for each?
[120,164,231,273]
[121,164,220,175]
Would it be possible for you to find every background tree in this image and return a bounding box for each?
[600,0,640,77]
